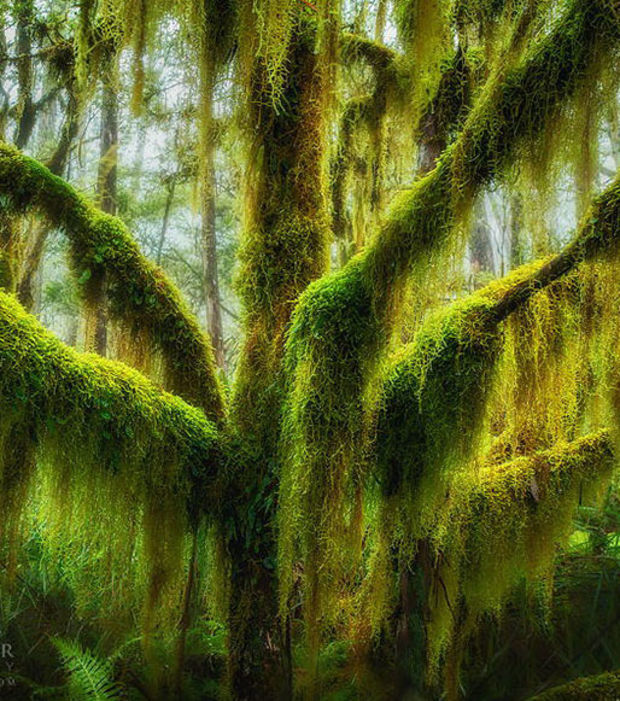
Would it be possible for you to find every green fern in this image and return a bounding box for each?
[52,638,123,701]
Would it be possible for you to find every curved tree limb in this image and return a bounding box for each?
[375,172,620,495]
[0,288,225,521]
[279,0,620,607]
[428,430,616,679]
[0,143,226,422]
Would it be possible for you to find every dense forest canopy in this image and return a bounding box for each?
[1,0,620,698]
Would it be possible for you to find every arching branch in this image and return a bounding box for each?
[0,288,226,522]
[280,0,620,581]
[427,430,616,671]
[0,144,226,422]
[375,173,620,495]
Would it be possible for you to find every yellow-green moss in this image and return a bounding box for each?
[0,144,225,422]
[0,288,226,641]
[288,0,620,458]
[429,431,615,676]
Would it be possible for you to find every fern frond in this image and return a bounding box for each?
[52,638,123,701]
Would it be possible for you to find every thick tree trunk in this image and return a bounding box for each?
[227,20,330,695]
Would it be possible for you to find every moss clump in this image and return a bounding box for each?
[531,670,620,700]
[0,289,224,521]
[0,144,224,422]
[375,294,501,500]
[280,0,620,623]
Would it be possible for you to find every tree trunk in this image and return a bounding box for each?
[227,20,330,695]
[14,0,35,150]
[155,180,175,266]
[91,65,119,356]
[199,89,225,370]
[18,91,81,311]
[510,194,525,269]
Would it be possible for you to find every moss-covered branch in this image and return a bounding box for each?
[375,172,620,497]
[280,2,620,610]
[0,288,224,521]
[491,178,620,321]
[280,0,620,600]
[426,431,615,671]
[340,32,397,72]
[0,143,225,422]
[531,670,620,700]
[0,288,228,637]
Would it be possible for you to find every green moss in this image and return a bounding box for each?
[0,144,225,422]
[429,431,615,675]
[280,0,620,587]
[0,289,223,519]
[531,670,620,700]
[0,288,227,640]
[376,170,620,518]
[375,294,501,501]
[232,16,331,452]
[280,157,620,662]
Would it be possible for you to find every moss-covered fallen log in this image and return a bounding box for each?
[0,144,225,422]
[531,670,620,700]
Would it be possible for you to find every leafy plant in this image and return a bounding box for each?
[52,638,123,701]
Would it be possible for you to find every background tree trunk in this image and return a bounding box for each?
[91,64,119,356]
[200,87,225,369]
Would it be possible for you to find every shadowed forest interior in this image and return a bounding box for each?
[1,0,620,699]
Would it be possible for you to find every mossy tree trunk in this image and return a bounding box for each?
[227,19,329,697]
[1,1,620,698]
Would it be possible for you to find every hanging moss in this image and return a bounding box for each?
[375,293,502,502]
[279,160,620,674]
[0,288,226,642]
[0,144,225,422]
[395,0,449,115]
[0,289,224,520]
[331,95,372,244]
[371,170,618,547]
[281,90,618,636]
[280,25,620,620]
[233,15,331,450]
[426,431,615,680]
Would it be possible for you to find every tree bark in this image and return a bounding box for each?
[14,0,35,150]
[227,20,330,695]
[91,63,119,356]
[199,87,225,370]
